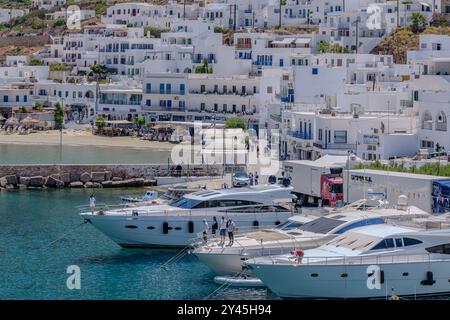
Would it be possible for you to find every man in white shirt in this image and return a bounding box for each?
[89,194,96,214]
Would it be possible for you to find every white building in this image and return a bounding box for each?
[33,0,66,10]
[0,8,27,23]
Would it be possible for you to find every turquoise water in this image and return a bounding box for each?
[0,188,267,300]
[0,144,173,164]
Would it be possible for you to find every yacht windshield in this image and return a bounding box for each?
[298,217,345,234]
[171,197,202,209]
[275,220,305,230]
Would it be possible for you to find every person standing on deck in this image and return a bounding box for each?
[227,219,236,246]
[202,219,209,243]
[211,216,218,237]
[219,216,227,246]
[89,194,96,214]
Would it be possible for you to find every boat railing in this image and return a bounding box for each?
[266,253,441,266]
[197,230,328,256]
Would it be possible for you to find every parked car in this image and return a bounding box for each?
[232,172,250,187]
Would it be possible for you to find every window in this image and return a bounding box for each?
[395,238,403,247]
[146,83,152,93]
[180,84,185,95]
[426,243,450,254]
[159,83,164,94]
[312,67,318,75]
[146,99,151,106]
[16,96,19,102]
[371,238,395,250]
[334,130,347,144]
[403,237,423,246]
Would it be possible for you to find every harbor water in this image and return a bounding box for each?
[0,144,173,164]
[0,188,268,299]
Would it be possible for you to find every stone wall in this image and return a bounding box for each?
[0,164,237,190]
[0,36,52,48]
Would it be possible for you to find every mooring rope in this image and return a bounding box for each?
[35,220,89,250]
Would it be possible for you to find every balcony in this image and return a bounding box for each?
[100,100,141,106]
[314,142,357,150]
[422,121,433,130]
[436,122,447,131]
[287,130,313,140]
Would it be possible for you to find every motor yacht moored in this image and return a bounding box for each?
[193,203,430,276]
[80,184,295,248]
[246,224,450,299]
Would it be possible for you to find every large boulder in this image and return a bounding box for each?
[112,177,123,181]
[104,171,113,181]
[69,181,84,188]
[19,177,30,186]
[3,175,17,186]
[0,177,7,188]
[45,176,64,188]
[60,173,71,185]
[80,172,91,183]
[101,181,113,188]
[91,172,105,183]
[84,182,94,188]
[28,176,45,187]
[132,178,145,187]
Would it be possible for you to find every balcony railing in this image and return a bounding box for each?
[422,121,433,130]
[436,122,447,131]
[287,130,313,140]
[100,100,141,106]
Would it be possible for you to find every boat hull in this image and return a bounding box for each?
[83,212,293,248]
[249,261,450,299]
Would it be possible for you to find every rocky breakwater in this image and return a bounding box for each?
[0,171,156,191]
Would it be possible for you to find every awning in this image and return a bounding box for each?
[295,38,312,45]
[419,2,431,7]
[104,120,133,124]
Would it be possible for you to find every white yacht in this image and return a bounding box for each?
[246,224,450,299]
[193,204,430,276]
[80,185,295,248]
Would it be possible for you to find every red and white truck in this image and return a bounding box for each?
[283,156,352,207]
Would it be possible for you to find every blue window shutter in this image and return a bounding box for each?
[312,67,318,75]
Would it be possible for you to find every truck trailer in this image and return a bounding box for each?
[283,156,348,207]
[343,169,450,213]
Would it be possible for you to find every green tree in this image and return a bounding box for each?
[195,59,213,74]
[410,12,427,33]
[225,117,248,131]
[54,102,64,129]
[19,106,27,113]
[134,117,145,129]
[33,101,43,110]
[29,58,44,66]
[95,116,105,129]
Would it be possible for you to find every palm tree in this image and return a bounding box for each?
[410,12,427,33]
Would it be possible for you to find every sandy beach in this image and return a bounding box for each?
[0,129,174,149]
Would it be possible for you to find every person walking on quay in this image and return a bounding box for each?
[227,219,236,246]
[89,194,96,214]
[249,172,254,186]
[202,219,209,243]
[254,172,259,185]
[219,216,227,246]
[211,216,218,237]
